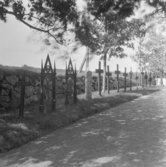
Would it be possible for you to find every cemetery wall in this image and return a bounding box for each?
[0,69,136,111]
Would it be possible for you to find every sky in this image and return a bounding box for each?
[0,1,154,72]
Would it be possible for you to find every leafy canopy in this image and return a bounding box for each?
[132,12,166,74]
[76,0,146,58]
[0,0,164,58]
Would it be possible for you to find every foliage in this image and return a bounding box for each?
[89,0,140,19]
[0,0,147,56]
[1,0,165,59]
[0,0,78,46]
[147,0,166,14]
[132,12,166,75]
[76,0,146,58]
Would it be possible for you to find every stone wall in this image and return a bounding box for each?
[0,70,41,111]
[0,69,137,111]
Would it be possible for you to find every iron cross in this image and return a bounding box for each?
[115,64,121,92]
[141,68,144,88]
[106,65,112,94]
[149,72,152,87]
[145,71,148,87]
[129,67,133,91]
[15,74,31,119]
[123,67,128,92]
[135,72,139,89]
[95,61,103,96]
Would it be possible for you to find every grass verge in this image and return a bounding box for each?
[0,87,160,153]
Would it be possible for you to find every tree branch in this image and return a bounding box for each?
[5,10,63,45]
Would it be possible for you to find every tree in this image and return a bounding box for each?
[0,0,151,93]
[78,0,146,92]
[0,0,165,45]
[0,0,147,48]
[1,0,164,67]
[132,12,166,84]
[0,0,78,47]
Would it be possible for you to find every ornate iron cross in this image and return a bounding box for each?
[65,58,77,105]
[43,54,53,76]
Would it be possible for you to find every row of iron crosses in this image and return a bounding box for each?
[95,61,154,96]
[15,55,154,119]
[39,55,77,113]
[15,55,77,119]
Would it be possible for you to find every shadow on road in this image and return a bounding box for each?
[1,90,166,167]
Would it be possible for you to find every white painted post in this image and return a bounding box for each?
[85,71,92,100]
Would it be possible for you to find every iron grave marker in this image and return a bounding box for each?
[65,58,77,105]
[141,68,144,87]
[39,55,56,113]
[115,64,121,92]
[135,72,139,89]
[15,73,31,119]
[123,67,128,92]
[149,72,152,87]
[145,71,148,87]
[95,61,103,96]
[129,68,133,91]
[106,65,112,94]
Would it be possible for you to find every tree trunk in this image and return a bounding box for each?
[102,12,107,93]
[86,47,89,72]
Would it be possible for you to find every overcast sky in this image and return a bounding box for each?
[0,1,154,72]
